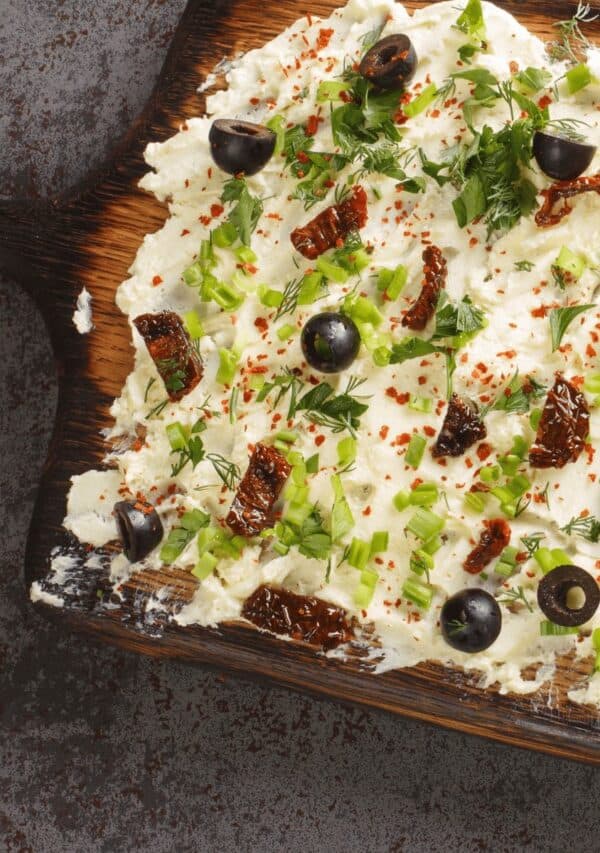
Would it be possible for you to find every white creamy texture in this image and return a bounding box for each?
[41,0,600,703]
[73,286,93,334]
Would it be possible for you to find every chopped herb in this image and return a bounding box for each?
[359,21,386,53]
[547,2,598,64]
[562,515,600,542]
[447,618,468,636]
[143,377,156,402]
[145,398,168,420]
[482,371,546,416]
[497,585,534,612]
[520,531,545,558]
[433,292,487,341]
[220,177,263,245]
[330,474,355,543]
[549,303,595,351]
[295,376,369,437]
[257,368,305,420]
[515,259,535,272]
[513,67,552,94]
[229,386,239,425]
[167,418,240,488]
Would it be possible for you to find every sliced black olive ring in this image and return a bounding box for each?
[358,34,417,91]
[533,131,597,182]
[537,564,600,627]
[209,118,276,176]
[114,500,164,563]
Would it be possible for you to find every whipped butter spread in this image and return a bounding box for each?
[32,0,600,706]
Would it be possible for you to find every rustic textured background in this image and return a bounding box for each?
[1,1,599,850]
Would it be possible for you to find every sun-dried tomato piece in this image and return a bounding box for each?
[535,174,600,228]
[226,443,291,537]
[529,374,589,469]
[402,245,447,331]
[464,518,511,575]
[133,311,203,402]
[431,394,487,458]
[290,185,368,259]
[242,584,352,650]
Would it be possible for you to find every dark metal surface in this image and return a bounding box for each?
[1,1,599,849]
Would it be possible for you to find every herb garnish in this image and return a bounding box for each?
[481,371,546,416]
[143,377,156,402]
[256,368,305,420]
[549,303,595,351]
[220,177,263,245]
[296,376,369,437]
[562,515,600,542]
[547,2,598,64]
[497,586,534,613]
[168,417,240,488]
[515,260,535,272]
[520,532,545,558]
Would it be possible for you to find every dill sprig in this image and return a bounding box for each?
[274,277,304,321]
[562,514,600,542]
[547,2,599,63]
[520,531,545,558]
[497,585,534,613]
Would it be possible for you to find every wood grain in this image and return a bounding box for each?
[3,0,600,764]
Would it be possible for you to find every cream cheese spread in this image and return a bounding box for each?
[37,0,600,706]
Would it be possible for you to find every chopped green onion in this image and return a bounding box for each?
[337,436,357,467]
[552,245,587,283]
[408,394,432,414]
[403,83,437,118]
[204,279,245,311]
[372,346,392,367]
[370,531,389,556]
[354,568,379,608]
[529,408,542,430]
[297,272,325,305]
[347,537,371,571]
[216,347,240,386]
[212,221,237,248]
[402,576,434,609]
[410,548,434,576]
[464,491,486,513]
[266,114,286,156]
[181,509,210,531]
[566,63,593,94]
[421,535,442,555]
[540,620,579,636]
[377,265,408,300]
[277,323,297,340]
[409,482,439,507]
[249,373,265,391]
[534,547,572,574]
[343,294,383,326]
[182,260,205,287]
[316,256,350,283]
[405,434,427,469]
[166,421,187,451]
[235,245,257,265]
[305,454,319,474]
[405,508,445,542]
[593,627,600,672]
[192,551,218,580]
[496,545,519,578]
[393,490,410,512]
[480,465,500,484]
[258,285,284,308]
[183,310,203,340]
[275,429,298,445]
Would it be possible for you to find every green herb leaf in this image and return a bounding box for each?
[549,303,595,351]
[455,0,486,42]
[485,372,546,415]
[330,474,355,543]
[561,514,600,542]
[389,337,446,364]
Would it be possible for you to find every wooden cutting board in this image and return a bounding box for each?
[3,0,600,764]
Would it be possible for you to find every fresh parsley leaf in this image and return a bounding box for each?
[562,514,600,542]
[389,337,446,364]
[484,372,546,415]
[513,66,552,94]
[549,303,595,351]
[220,177,263,246]
[433,292,487,341]
[295,377,369,437]
[515,259,535,271]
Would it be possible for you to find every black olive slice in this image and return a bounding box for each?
[209,118,276,176]
[300,312,361,373]
[114,500,163,562]
[358,34,417,91]
[440,588,502,653]
[537,564,600,627]
[533,131,597,181]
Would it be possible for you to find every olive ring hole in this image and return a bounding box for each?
[563,582,587,612]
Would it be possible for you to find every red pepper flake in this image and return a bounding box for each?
[254,317,269,333]
[476,443,493,461]
[151,275,163,287]
[315,434,325,447]
[210,203,224,218]
[379,425,390,440]
[385,387,410,405]
[587,343,597,358]
[199,215,211,226]
[180,228,190,237]
[249,97,260,106]
[538,94,553,109]
[316,28,334,50]
[306,114,320,136]
[423,425,436,438]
